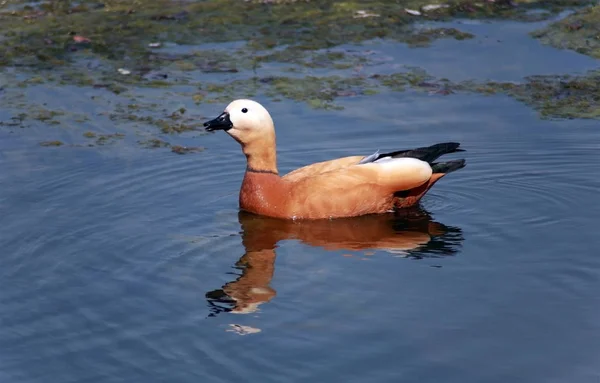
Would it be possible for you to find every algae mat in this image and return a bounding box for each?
[1,0,599,150]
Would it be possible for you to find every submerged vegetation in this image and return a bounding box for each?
[532,4,600,58]
[194,70,600,119]
[1,0,592,69]
[466,72,600,119]
[1,0,600,150]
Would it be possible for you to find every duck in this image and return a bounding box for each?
[203,99,466,220]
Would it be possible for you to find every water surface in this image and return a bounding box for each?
[1,16,600,383]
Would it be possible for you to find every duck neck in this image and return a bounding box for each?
[242,138,278,175]
[239,167,286,218]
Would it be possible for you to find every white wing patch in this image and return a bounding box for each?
[373,156,392,163]
[374,157,432,180]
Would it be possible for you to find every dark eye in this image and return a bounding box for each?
[242,108,248,113]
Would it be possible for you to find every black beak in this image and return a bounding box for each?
[204,112,233,132]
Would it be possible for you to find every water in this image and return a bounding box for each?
[334,18,598,82]
[1,19,600,383]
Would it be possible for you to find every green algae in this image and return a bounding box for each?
[157,107,205,133]
[138,138,171,148]
[39,140,64,146]
[201,68,600,119]
[255,49,369,70]
[465,72,600,119]
[138,138,204,154]
[171,145,204,154]
[95,132,125,145]
[264,75,369,109]
[0,0,590,72]
[107,104,209,135]
[193,70,456,110]
[2,0,600,155]
[405,27,475,47]
[532,4,600,58]
[196,74,371,109]
[158,120,203,134]
[32,108,64,123]
[374,69,440,91]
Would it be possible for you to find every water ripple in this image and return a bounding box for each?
[1,97,600,383]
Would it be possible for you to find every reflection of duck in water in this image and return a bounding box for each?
[204,99,466,220]
[206,209,463,317]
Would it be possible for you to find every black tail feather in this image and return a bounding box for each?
[377,142,464,164]
[431,159,466,174]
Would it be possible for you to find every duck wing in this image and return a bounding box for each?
[284,142,465,183]
[284,158,433,219]
[283,155,364,182]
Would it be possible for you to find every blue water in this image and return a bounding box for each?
[1,13,600,383]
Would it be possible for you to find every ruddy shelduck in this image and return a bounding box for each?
[204,99,466,220]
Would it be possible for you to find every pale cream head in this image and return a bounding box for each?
[204,99,279,172]
[223,99,275,145]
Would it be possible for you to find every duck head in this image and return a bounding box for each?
[204,99,275,145]
[204,99,278,172]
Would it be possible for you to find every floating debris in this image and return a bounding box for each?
[353,10,380,18]
[226,324,262,336]
[422,4,450,11]
[405,8,422,15]
[117,68,131,75]
[72,35,91,44]
[148,42,162,48]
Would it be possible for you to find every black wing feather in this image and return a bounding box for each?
[377,142,464,164]
[361,142,466,174]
